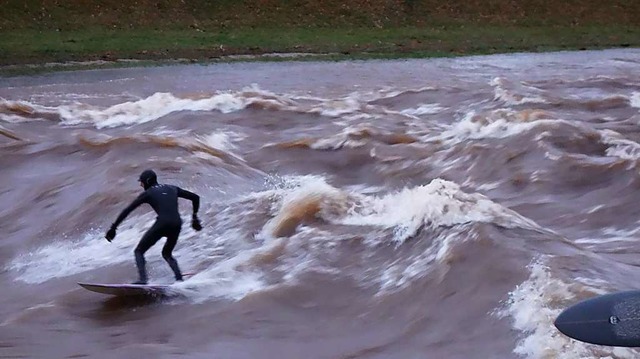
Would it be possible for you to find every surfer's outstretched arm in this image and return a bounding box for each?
[177,187,200,215]
[177,187,202,231]
[105,193,147,241]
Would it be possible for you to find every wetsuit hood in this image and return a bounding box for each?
[139,169,158,190]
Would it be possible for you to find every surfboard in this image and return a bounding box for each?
[554,290,640,347]
[78,282,178,298]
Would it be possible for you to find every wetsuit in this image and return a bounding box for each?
[108,176,200,284]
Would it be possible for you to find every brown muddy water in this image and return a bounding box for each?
[2,49,640,358]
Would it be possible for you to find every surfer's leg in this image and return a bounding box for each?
[161,225,183,282]
[134,222,163,284]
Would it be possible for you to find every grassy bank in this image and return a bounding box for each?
[1,1,639,76]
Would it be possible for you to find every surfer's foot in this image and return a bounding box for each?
[132,280,147,285]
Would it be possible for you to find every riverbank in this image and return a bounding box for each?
[2,24,639,77]
[1,1,639,76]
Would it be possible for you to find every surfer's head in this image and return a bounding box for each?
[139,169,158,190]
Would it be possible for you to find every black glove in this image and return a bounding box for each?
[191,215,202,231]
[105,226,116,242]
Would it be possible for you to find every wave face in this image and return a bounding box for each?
[2,49,640,358]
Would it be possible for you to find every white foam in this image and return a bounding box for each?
[297,89,398,119]
[172,249,268,302]
[309,124,379,150]
[251,178,514,295]
[260,175,347,237]
[307,97,363,117]
[338,178,542,243]
[631,92,640,109]
[192,131,249,163]
[0,114,31,123]
[7,222,152,284]
[401,104,446,116]
[58,92,247,128]
[433,110,554,145]
[600,129,640,161]
[196,131,241,153]
[501,261,639,359]
[576,226,640,245]
[6,210,271,302]
[0,99,51,123]
[601,225,640,238]
[2,85,299,129]
[378,228,469,293]
[5,210,212,283]
[586,205,605,214]
[490,77,548,106]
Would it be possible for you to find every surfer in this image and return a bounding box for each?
[105,169,202,284]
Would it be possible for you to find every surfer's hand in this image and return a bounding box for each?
[191,215,202,231]
[105,227,116,242]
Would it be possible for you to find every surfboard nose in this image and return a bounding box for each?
[554,290,640,347]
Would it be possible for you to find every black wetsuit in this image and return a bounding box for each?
[111,184,200,283]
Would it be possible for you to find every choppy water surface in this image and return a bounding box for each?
[2,49,640,358]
